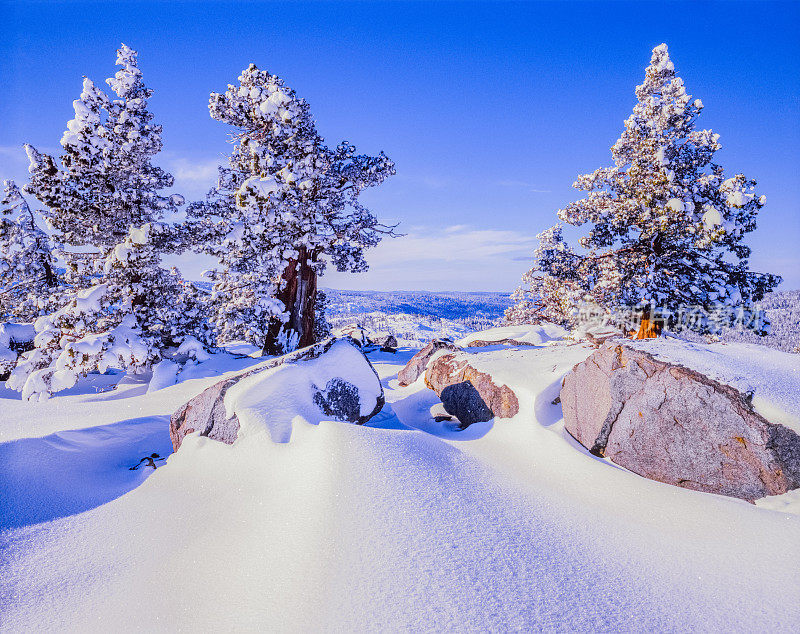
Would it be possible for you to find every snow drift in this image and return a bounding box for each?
[2,329,799,631]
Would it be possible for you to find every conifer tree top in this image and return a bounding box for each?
[518,43,780,336]
[108,43,145,99]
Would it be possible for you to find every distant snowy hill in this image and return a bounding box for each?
[193,284,799,351]
[322,288,513,320]
[322,289,513,347]
[189,286,514,347]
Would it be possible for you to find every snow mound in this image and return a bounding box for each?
[627,339,800,435]
[147,359,180,393]
[0,416,172,530]
[0,323,35,349]
[458,322,567,347]
[223,338,384,443]
[2,336,800,630]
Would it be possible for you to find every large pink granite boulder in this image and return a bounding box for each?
[561,342,800,501]
[397,339,461,386]
[424,352,519,428]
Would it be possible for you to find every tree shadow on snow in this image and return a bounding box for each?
[0,416,172,531]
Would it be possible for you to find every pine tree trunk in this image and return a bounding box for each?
[262,247,318,356]
[43,260,56,288]
[633,304,662,339]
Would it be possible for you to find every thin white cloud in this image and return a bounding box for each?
[323,225,537,292]
[366,227,536,265]
[159,156,225,201]
[168,157,222,184]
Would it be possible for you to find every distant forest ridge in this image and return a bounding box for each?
[321,288,513,320]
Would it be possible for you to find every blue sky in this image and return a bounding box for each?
[2,0,798,291]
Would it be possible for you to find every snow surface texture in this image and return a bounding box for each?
[1,328,799,631]
[457,323,568,346]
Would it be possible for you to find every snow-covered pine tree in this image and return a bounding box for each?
[11,44,209,399]
[188,64,395,355]
[9,223,214,400]
[505,225,582,327]
[25,44,182,280]
[516,43,780,338]
[0,180,57,322]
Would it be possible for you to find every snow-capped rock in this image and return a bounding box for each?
[369,331,398,349]
[424,351,520,428]
[396,338,461,386]
[170,337,384,449]
[561,341,800,501]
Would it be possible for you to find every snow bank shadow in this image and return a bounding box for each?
[83,373,151,401]
[364,404,411,430]
[376,389,494,440]
[0,416,172,530]
[533,376,565,427]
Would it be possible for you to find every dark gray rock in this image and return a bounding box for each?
[371,332,398,349]
[313,377,383,424]
[439,381,495,427]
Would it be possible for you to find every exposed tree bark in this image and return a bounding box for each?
[263,247,318,356]
[633,303,662,339]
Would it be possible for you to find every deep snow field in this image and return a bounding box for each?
[1,329,799,632]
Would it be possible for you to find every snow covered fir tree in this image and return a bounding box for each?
[9,44,209,400]
[186,64,395,355]
[507,43,781,338]
[0,180,57,322]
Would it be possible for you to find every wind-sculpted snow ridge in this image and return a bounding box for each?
[1,327,799,631]
[457,323,568,347]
